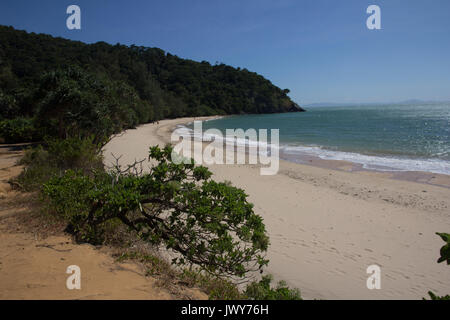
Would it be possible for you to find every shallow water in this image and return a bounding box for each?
[196,103,450,175]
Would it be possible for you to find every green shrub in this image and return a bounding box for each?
[15,137,103,191]
[42,169,100,238]
[244,275,302,300]
[44,136,103,171]
[0,117,41,143]
[0,90,19,119]
[424,232,450,300]
[14,145,54,191]
[425,291,450,300]
[436,232,450,265]
[43,145,269,278]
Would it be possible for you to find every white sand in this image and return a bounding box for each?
[103,117,450,300]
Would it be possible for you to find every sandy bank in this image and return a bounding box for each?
[0,145,206,300]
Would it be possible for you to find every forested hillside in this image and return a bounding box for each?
[0,25,303,125]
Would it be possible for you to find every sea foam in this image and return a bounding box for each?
[175,124,450,175]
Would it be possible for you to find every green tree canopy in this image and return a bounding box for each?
[35,67,148,144]
[0,25,304,124]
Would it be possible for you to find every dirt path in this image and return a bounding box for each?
[0,144,207,300]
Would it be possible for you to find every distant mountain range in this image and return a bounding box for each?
[305,100,449,108]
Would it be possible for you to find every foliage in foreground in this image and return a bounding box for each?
[16,139,301,299]
[43,145,269,279]
[424,232,450,300]
[426,291,450,300]
[435,232,450,265]
[244,275,302,300]
[116,251,300,300]
[16,138,300,300]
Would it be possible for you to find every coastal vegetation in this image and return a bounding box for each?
[14,139,301,299]
[0,25,303,144]
[425,233,450,300]
[43,145,269,278]
[436,232,450,265]
[0,25,303,299]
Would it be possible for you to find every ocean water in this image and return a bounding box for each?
[193,103,450,175]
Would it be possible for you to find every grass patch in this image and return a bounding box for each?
[425,291,450,300]
[13,137,103,192]
[244,275,302,300]
[112,249,243,300]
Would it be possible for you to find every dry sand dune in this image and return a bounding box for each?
[103,117,450,300]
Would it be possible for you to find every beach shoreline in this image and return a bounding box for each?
[171,117,450,188]
[103,117,450,300]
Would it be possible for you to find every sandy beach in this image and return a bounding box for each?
[103,117,450,300]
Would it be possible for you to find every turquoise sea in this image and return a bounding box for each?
[193,103,450,175]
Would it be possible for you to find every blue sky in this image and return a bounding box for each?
[1,0,449,105]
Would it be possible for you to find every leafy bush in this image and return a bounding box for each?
[42,145,269,279]
[0,90,18,119]
[44,136,103,171]
[244,275,302,300]
[426,291,450,300]
[0,117,41,143]
[424,232,450,300]
[15,137,103,191]
[15,147,56,191]
[436,232,450,265]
